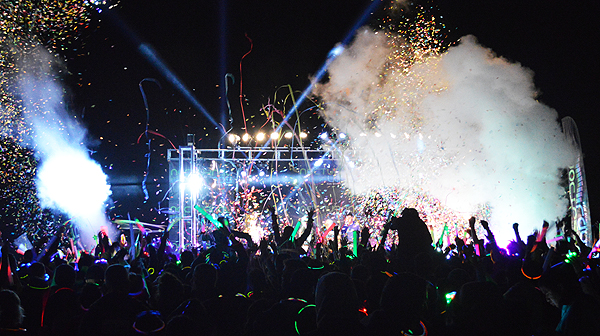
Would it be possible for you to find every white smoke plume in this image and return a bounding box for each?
[315,30,576,244]
[17,47,113,249]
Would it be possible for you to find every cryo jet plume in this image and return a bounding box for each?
[17,47,113,249]
[316,28,576,246]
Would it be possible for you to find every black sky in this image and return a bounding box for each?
[67,0,599,224]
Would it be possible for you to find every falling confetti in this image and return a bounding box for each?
[315,4,576,245]
[0,1,120,245]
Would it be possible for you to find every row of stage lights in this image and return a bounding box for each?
[226,130,422,145]
[227,131,309,145]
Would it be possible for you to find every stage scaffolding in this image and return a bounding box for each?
[167,140,335,249]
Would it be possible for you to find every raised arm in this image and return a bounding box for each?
[269,206,282,245]
[222,225,249,268]
[513,223,526,254]
[154,226,170,270]
[568,227,591,259]
[468,217,484,256]
[481,220,505,261]
[295,209,314,247]
[231,230,257,250]
[378,216,392,251]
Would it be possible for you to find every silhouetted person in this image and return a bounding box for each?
[19,262,49,335]
[191,263,218,302]
[365,273,430,335]
[539,262,600,335]
[312,272,366,335]
[154,271,185,317]
[0,289,26,334]
[79,264,148,336]
[390,208,433,259]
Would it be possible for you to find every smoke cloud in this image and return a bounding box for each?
[17,47,113,249]
[316,30,576,243]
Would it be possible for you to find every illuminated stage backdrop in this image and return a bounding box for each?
[167,143,346,248]
[166,141,484,252]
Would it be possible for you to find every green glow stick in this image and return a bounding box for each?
[437,223,448,247]
[290,220,302,242]
[194,205,222,228]
[353,230,359,257]
[166,217,179,232]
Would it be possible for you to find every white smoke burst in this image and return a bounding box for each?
[17,47,113,249]
[316,30,576,244]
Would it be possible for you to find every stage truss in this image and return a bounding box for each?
[167,141,344,249]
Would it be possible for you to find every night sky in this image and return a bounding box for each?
[3,0,599,235]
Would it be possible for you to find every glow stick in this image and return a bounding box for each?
[129,218,135,258]
[320,222,336,243]
[353,230,359,257]
[69,238,77,262]
[134,233,141,258]
[536,224,549,242]
[437,223,448,247]
[290,220,302,242]
[114,219,165,228]
[167,218,178,232]
[194,205,222,228]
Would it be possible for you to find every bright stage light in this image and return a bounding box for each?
[300,131,308,139]
[228,134,240,144]
[338,133,346,139]
[242,133,251,142]
[187,173,205,191]
[319,133,328,140]
[270,132,279,140]
[329,44,345,58]
[256,132,266,142]
[284,132,293,139]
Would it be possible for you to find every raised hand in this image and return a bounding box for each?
[481,220,490,231]
[340,235,349,247]
[360,226,370,247]
[455,236,465,249]
[259,238,269,252]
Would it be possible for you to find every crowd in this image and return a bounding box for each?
[1,207,600,335]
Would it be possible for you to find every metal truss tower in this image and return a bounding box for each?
[172,135,199,249]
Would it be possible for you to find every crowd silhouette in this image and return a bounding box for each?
[1,208,599,335]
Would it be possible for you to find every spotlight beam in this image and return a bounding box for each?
[138,43,219,129]
[252,0,383,161]
[100,8,220,131]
